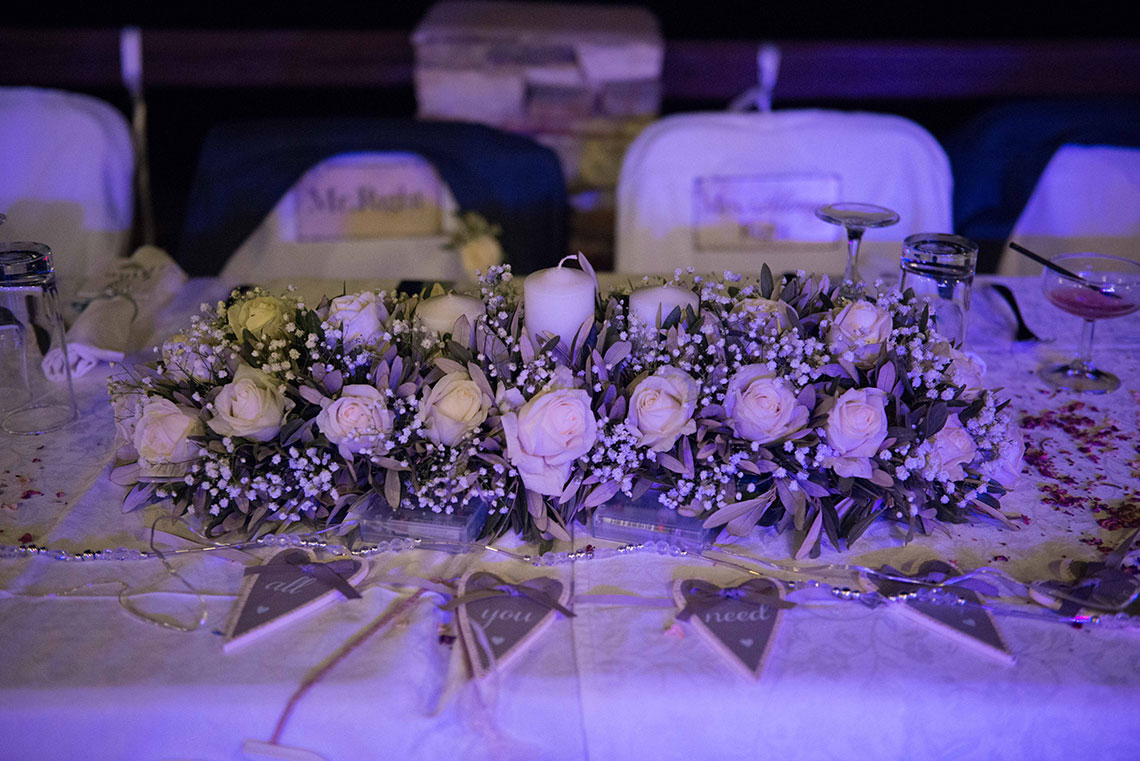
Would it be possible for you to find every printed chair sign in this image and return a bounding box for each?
[294,155,445,242]
[692,172,841,253]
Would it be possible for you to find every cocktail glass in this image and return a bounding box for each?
[1039,253,1140,393]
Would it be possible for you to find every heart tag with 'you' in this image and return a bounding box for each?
[452,571,572,679]
[224,549,366,653]
[673,577,791,678]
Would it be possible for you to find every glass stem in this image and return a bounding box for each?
[844,228,865,284]
[1073,318,1097,374]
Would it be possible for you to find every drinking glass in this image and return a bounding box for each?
[815,202,900,299]
[899,233,978,346]
[1039,253,1140,393]
[0,242,78,434]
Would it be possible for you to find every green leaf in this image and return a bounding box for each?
[760,263,774,299]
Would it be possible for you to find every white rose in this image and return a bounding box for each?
[325,292,386,348]
[459,235,504,278]
[826,387,888,478]
[732,297,792,332]
[161,333,215,383]
[983,425,1025,490]
[827,301,892,365]
[134,397,203,466]
[417,372,492,447]
[227,295,289,340]
[626,367,698,451]
[316,385,395,460]
[503,370,597,496]
[207,364,292,441]
[725,365,809,444]
[928,414,979,482]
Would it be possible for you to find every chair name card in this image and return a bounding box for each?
[294,155,445,242]
[692,173,841,252]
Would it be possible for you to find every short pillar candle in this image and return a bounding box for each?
[523,257,597,349]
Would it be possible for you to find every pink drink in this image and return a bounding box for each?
[1045,284,1139,320]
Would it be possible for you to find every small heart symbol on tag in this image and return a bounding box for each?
[740,638,754,648]
[257,606,270,614]
[491,635,505,646]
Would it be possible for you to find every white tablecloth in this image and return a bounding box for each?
[2,275,1139,761]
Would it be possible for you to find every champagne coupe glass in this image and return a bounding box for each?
[1039,253,1140,393]
[815,202,900,299]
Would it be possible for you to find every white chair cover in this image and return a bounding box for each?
[219,152,467,284]
[1000,144,1140,275]
[615,110,952,279]
[0,87,134,297]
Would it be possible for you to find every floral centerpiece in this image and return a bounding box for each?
[108,258,1024,556]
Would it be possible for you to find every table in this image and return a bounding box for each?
[2,274,1139,761]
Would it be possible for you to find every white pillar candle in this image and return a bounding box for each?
[629,284,699,327]
[415,293,486,335]
[523,258,597,350]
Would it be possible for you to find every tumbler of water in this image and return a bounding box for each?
[899,233,978,346]
[0,241,78,434]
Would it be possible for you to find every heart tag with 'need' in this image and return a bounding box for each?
[224,549,366,653]
[673,577,790,678]
[453,571,571,679]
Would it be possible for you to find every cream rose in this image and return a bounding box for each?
[983,425,1025,490]
[626,367,698,451]
[316,385,395,460]
[732,297,792,332]
[325,292,386,347]
[134,397,203,466]
[227,295,289,341]
[207,364,292,441]
[459,235,504,278]
[826,387,888,478]
[725,365,809,444]
[928,414,979,481]
[945,346,985,401]
[161,333,214,383]
[827,301,892,365]
[418,372,492,447]
[503,370,597,496]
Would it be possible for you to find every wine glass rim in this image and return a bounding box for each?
[817,202,898,214]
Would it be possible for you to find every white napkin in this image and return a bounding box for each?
[42,245,186,381]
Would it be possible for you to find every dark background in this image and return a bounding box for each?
[6,0,1139,266]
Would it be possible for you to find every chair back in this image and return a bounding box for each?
[219,151,469,283]
[0,87,134,295]
[1001,144,1140,275]
[615,110,951,278]
[178,118,567,280]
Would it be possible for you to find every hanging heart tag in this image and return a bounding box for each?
[673,578,790,678]
[452,571,570,679]
[876,571,1014,665]
[224,549,366,653]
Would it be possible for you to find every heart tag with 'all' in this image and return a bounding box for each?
[224,549,366,653]
[673,577,790,679]
[452,571,571,679]
[876,569,1015,665]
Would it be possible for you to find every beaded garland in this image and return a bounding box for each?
[2,533,1134,630]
